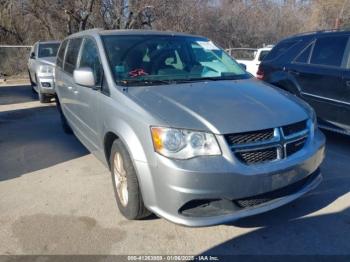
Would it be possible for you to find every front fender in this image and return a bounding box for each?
[102,118,153,164]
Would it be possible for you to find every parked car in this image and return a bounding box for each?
[28,40,61,103]
[55,29,325,227]
[259,30,350,135]
[226,46,272,76]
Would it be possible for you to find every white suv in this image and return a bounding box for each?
[27,41,61,103]
[226,46,273,76]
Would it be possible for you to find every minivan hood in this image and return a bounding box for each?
[128,79,309,134]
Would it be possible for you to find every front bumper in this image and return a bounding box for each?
[136,129,325,227]
[37,73,55,95]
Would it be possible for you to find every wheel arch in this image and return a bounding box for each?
[269,70,302,96]
[102,123,157,207]
[104,131,119,170]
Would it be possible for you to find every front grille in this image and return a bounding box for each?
[282,120,307,136]
[286,137,307,156]
[235,169,320,208]
[225,129,274,145]
[236,148,278,164]
[236,198,270,207]
[225,119,309,165]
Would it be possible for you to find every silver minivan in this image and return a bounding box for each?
[55,29,325,227]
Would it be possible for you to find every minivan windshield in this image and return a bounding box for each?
[102,35,251,86]
[38,43,60,58]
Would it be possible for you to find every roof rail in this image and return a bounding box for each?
[68,28,104,37]
[292,28,349,37]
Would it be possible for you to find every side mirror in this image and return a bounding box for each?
[239,63,247,70]
[73,67,95,87]
[30,52,35,59]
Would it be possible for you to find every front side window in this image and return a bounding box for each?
[38,43,60,58]
[102,35,250,86]
[310,36,349,67]
[79,38,102,86]
[64,38,82,75]
[56,40,68,68]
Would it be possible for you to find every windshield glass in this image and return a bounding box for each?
[230,49,257,60]
[38,43,60,58]
[102,35,250,86]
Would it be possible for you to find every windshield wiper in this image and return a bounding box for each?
[116,78,174,86]
[175,76,233,83]
[176,74,251,83]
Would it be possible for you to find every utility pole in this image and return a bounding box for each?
[335,0,349,29]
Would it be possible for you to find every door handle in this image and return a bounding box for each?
[67,86,73,90]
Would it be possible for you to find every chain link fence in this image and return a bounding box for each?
[0,46,32,80]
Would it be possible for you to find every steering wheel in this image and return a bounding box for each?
[150,49,176,74]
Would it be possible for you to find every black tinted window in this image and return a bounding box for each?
[258,50,270,61]
[64,38,82,74]
[264,40,299,61]
[310,36,348,67]
[295,43,313,63]
[79,38,102,86]
[56,40,68,68]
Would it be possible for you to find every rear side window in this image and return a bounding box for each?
[264,40,299,61]
[64,38,82,74]
[310,36,348,67]
[294,43,313,63]
[56,40,68,68]
[258,50,270,61]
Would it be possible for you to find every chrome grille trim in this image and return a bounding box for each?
[226,119,311,165]
[225,128,274,145]
[230,128,281,150]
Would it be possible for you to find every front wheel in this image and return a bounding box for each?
[38,91,51,103]
[110,139,151,220]
[28,70,36,93]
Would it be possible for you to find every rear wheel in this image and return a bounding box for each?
[110,139,151,220]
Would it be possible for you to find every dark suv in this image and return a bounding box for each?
[259,30,350,135]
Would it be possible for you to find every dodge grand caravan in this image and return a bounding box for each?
[55,29,325,227]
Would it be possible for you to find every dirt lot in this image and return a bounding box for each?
[0,85,350,255]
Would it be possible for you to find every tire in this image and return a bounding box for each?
[38,91,51,103]
[56,97,73,134]
[110,139,151,220]
[28,70,36,93]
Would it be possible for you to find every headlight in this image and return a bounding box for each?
[38,65,53,74]
[151,127,221,159]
